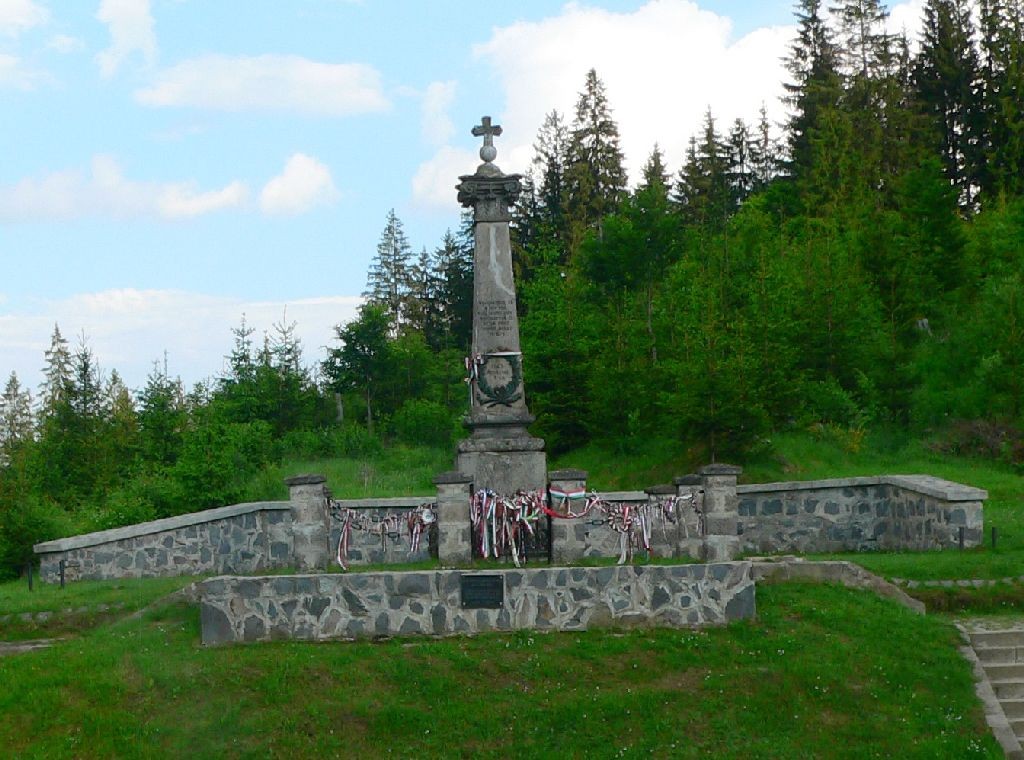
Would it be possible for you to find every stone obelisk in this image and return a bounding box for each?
[455,116,546,494]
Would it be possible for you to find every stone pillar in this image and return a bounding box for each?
[454,116,547,495]
[285,474,329,572]
[700,464,742,562]
[674,474,704,560]
[433,471,474,566]
[548,468,588,564]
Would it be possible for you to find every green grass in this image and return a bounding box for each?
[0,575,202,640]
[242,444,450,501]
[0,582,1001,758]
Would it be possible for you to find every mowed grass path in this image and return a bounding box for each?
[0,582,1001,758]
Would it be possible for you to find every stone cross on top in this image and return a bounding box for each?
[472,116,502,163]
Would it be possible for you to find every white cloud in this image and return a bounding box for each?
[158,180,249,219]
[0,155,248,221]
[411,145,476,211]
[259,153,339,216]
[46,34,85,54]
[422,80,456,146]
[96,0,157,78]
[136,54,389,116]
[0,0,48,36]
[0,52,49,89]
[463,0,797,185]
[0,290,364,391]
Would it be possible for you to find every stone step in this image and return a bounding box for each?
[971,630,1024,649]
[1013,717,1024,740]
[995,681,1024,700]
[985,663,1024,682]
[976,645,1024,664]
[1004,700,1024,719]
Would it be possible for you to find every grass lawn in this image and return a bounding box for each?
[0,575,203,641]
[0,581,1002,758]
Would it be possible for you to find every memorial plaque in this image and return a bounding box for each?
[460,574,504,608]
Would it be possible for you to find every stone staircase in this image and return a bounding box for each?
[962,625,1024,758]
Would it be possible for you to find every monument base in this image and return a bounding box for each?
[456,434,547,494]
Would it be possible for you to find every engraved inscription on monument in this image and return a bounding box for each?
[478,298,514,338]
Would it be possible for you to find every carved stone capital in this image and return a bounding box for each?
[457,172,523,222]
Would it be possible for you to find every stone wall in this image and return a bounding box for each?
[737,475,986,553]
[329,497,435,566]
[34,502,294,583]
[34,497,439,583]
[552,491,704,561]
[199,562,755,644]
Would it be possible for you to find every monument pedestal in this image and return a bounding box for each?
[456,432,547,495]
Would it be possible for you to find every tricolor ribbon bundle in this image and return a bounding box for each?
[330,502,437,571]
[471,489,547,567]
[544,491,705,564]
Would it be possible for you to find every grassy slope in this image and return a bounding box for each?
[0,582,1001,758]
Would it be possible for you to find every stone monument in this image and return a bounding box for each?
[455,117,547,494]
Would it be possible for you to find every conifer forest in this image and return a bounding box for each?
[2,0,1023,576]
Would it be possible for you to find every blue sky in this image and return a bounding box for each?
[0,0,925,391]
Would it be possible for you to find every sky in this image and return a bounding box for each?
[0,0,926,393]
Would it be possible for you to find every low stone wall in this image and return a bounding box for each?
[737,475,986,553]
[552,491,704,561]
[34,502,294,583]
[198,562,755,644]
[328,497,435,566]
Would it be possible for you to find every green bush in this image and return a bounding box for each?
[0,498,73,579]
[389,399,456,449]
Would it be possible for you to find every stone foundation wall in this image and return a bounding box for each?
[738,475,985,553]
[35,502,294,583]
[199,562,755,644]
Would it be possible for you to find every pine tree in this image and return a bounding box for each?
[0,372,33,466]
[914,0,984,207]
[432,228,474,351]
[675,109,733,227]
[137,360,186,467]
[364,208,413,326]
[750,104,782,190]
[38,323,72,415]
[833,0,893,81]
[727,118,757,205]
[783,0,843,178]
[564,69,628,253]
[532,109,570,239]
[978,0,1024,199]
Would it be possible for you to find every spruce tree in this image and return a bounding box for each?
[0,372,33,466]
[564,69,628,253]
[783,0,842,179]
[978,0,1024,199]
[363,208,413,326]
[914,0,984,207]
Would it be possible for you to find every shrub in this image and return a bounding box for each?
[389,399,456,449]
[0,498,73,579]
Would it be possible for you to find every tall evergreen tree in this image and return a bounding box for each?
[914,0,983,208]
[531,109,570,240]
[0,372,33,466]
[783,0,843,179]
[675,109,733,227]
[38,323,72,416]
[564,69,628,253]
[363,208,413,325]
[978,0,1024,199]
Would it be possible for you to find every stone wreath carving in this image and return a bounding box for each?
[476,353,523,408]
